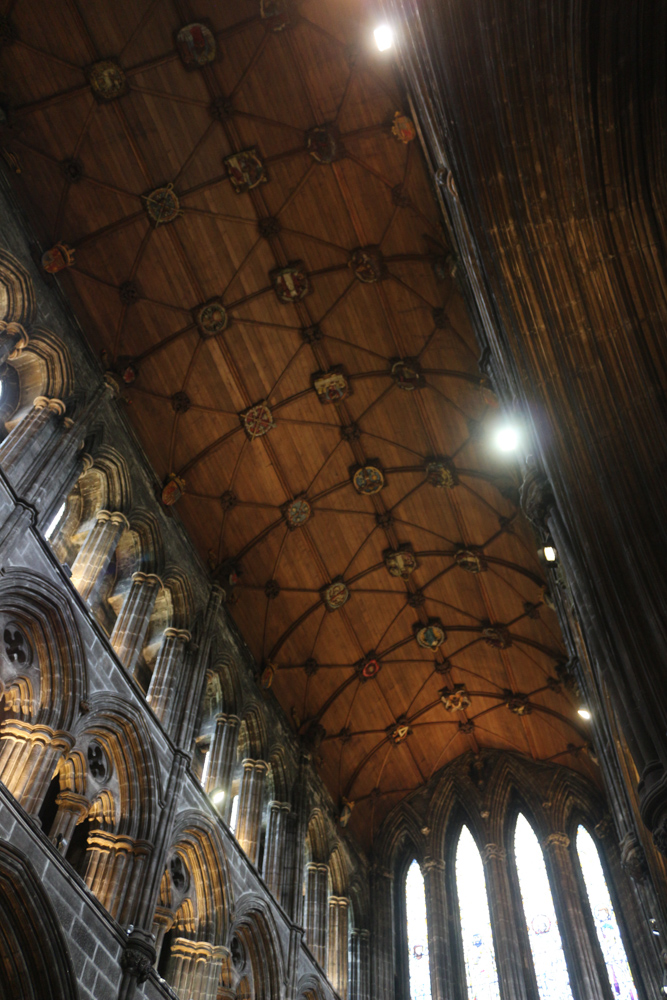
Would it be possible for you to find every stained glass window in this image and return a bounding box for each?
[456,826,500,1000]
[576,826,637,1000]
[514,814,574,1000]
[405,859,432,1000]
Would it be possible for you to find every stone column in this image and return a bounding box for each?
[235,758,268,865]
[166,938,198,997]
[204,713,240,802]
[423,856,450,1000]
[110,572,162,675]
[0,396,65,488]
[151,905,175,966]
[0,720,73,815]
[177,584,225,751]
[146,628,191,736]
[370,865,395,1000]
[262,799,290,900]
[83,831,151,923]
[481,844,529,1000]
[70,509,129,603]
[304,861,329,968]
[542,832,608,1000]
[327,896,349,998]
[350,928,370,1000]
[48,790,89,853]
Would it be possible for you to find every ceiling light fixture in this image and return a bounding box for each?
[543,545,557,562]
[374,24,394,51]
[494,425,520,452]
[578,708,592,720]
[210,788,225,806]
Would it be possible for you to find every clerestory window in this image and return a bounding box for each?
[405,859,432,1000]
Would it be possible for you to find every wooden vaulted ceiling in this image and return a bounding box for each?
[0,0,598,846]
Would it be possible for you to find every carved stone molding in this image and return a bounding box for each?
[482,843,506,864]
[542,832,570,851]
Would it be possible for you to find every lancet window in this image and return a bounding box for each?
[456,826,500,1000]
[405,859,432,1000]
[576,825,637,1000]
[513,814,573,1000]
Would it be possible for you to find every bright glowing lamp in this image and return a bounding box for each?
[374,24,394,51]
[543,546,557,562]
[578,708,592,720]
[494,425,520,451]
[210,788,225,806]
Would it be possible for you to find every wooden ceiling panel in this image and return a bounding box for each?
[0,0,600,849]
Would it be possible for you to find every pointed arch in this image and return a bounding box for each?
[0,842,78,1000]
[513,813,574,1000]
[455,825,500,1000]
[0,248,36,326]
[230,895,285,1000]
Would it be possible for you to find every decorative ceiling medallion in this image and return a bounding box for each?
[62,158,83,183]
[359,654,381,681]
[425,457,458,489]
[114,355,138,385]
[415,620,447,650]
[321,578,349,612]
[176,23,216,68]
[270,262,309,303]
[193,299,229,337]
[482,624,512,649]
[341,422,361,442]
[119,280,140,305]
[455,547,487,573]
[209,96,233,121]
[264,579,280,599]
[224,148,267,193]
[282,496,311,530]
[303,657,318,676]
[143,185,182,226]
[348,246,384,283]
[260,664,275,689]
[171,391,190,413]
[387,719,412,745]
[240,401,275,440]
[161,473,185,506]
[391,357,425,390]
[258,216,281,239]
[306,123,344,164]
[391,111,417,143]
[339,797,354,827]
[352,464,384,495]
[459,720,475,735]
[312,366,350,405]
[41,243,75,273]
[87,60,127,102]
[302,324,323,344]
[505,691,531,715]
[440,683,471,712]
[220,490,237,511]
[384,546,418,580]
[260,0,291,31]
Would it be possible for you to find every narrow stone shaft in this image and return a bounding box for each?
[235,758,268,865]
[146,628,191,736]
[70,509,129,603]
[110,572,162,674]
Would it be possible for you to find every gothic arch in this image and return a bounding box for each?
[0,569,86,732]
[0,842,78,1000]
[305,809,330,864]
[71,696,160,841]
[238,703,268,761]
[165,811,233,943]
[295,974,327,1000]
[230,896,285,1000]
[0,249,36,326]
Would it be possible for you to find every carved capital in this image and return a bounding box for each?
[542,832,570,851]
[422,856,446,873]
[482,843,506,864]
[121,928,156,984]
[520,459,554,531]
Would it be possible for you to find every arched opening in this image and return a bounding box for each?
[455,826,499,1000]
[405,859,431,1000]
[576,826,637,1000]
[514,814,573,1000]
